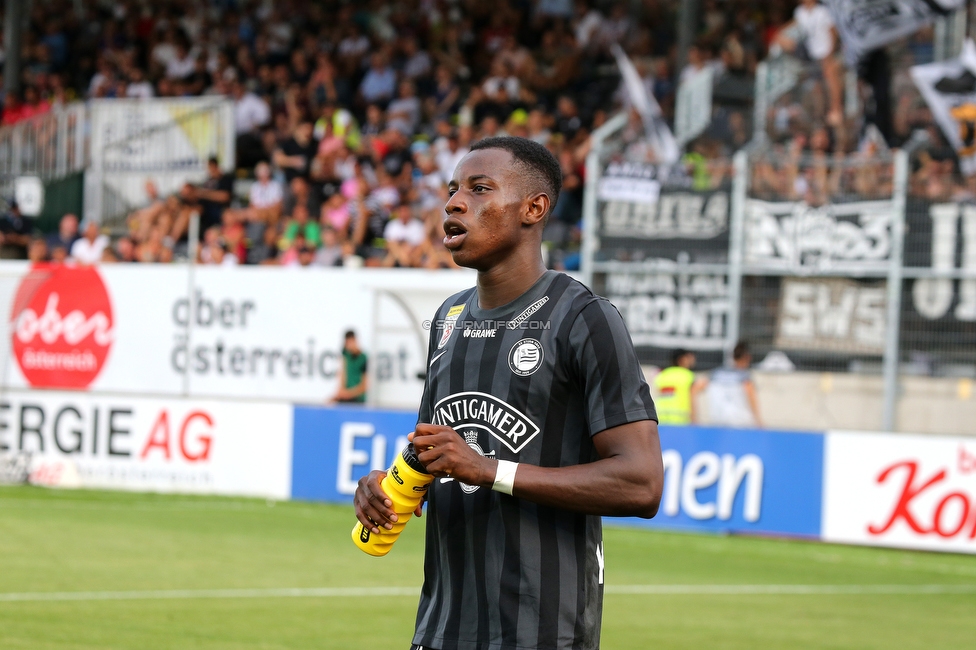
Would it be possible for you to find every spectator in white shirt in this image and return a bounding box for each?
[387,80,422,135]
[382,203,426,267]
[435,130,469,185]
[231,80,271,135]
[165,41,198,80]
[125,67,155,99]
[70,221,110,265]
[482,60,521,102]
[775,0,844,126]
[225,161,283,227]
[231,79,271,169]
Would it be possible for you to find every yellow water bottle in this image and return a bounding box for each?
[352,443,433,556]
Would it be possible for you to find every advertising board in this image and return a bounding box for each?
[822,431,976,554]
[0,389,293,499]
[289,407,825,539]
[631,426,823,537]
[0,263,474,407]
[290,405,416,502]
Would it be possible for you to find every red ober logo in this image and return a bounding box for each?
[11,265,114,389]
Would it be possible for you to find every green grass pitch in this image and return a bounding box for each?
[1,486,975,649]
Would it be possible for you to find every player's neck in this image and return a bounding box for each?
[476,257,547,311]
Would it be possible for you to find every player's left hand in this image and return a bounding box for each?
[410,424,495,487]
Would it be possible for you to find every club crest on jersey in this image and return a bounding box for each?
[458,429,493,494]
[509,338,544,376]
[431,391,541,453]
[438,304,465,349]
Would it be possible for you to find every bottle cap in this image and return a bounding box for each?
[401,443,428,474]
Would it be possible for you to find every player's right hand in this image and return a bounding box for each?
[354,470,396,534]
[353,470,425,534]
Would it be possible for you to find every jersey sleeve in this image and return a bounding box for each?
[569,298,658,435]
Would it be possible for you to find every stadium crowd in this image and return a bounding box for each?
[0,0,970,267]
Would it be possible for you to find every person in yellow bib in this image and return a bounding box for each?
[653,349,708,425]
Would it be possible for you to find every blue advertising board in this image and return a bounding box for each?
[291,407,824,538]
[620,426,823,537]
[291,405,417,502]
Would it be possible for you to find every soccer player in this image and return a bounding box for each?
[354,137,663,650]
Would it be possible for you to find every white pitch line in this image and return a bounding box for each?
[0,587,421,602]
[1,584,975,603]
[605,584,976,595]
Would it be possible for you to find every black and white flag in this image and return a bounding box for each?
[825,0,965,64]
[611,43,680,165]
[911,39,976,175]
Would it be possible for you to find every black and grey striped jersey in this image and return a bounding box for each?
[412,270,657,650]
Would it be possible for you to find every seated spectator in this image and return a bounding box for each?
[173,157,233,236]
[1,93,27,127]
[382,203,426,268]
[127,181,169,242]
[28,238,49,263]
[21,87,51,121]
[282,205,322,249]
[280,232,309,266]
[296,245,316,267]
[428,66,460,120]
[0,202,34,260]
[283,176,321,219]
[225,161,283,235]
[320,192,352,241]
[114,236,137,263]
[137,226,173,263]
[315,226,345,266]
[126,66,155,99]
[71,221,110,265]
[248,222,282,265]
[314,100,361,150]
[273,121,318,183]
[359,53,397,107]
[46,213,80,254]
[387,81,422,135]
[400,37,433,83]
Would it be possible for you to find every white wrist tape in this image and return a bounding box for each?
[492,460,519,495]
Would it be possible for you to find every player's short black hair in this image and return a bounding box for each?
[344,330,357,340]
[733,340,750,360]
[671,349,692,366]
[470,136,562,219]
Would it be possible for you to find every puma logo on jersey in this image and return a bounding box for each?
[431,391,541,453]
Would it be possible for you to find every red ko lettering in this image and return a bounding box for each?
[960,445,976,474]
[140,410,213,462]
[868,460,976,540]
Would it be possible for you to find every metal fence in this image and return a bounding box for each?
[583,116,976,432]
[0,103,87,205]
[0,99,235,230]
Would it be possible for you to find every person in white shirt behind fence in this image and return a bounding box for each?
[707,341,763,428]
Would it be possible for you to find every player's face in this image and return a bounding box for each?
[444,149,527,270]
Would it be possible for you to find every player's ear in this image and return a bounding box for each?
[523,192,549,227]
